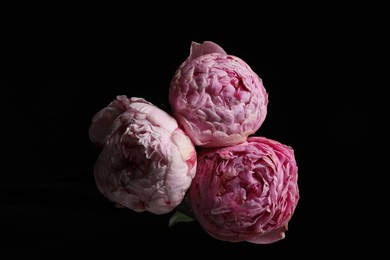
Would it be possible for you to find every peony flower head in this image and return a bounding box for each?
[188,136,299,244]
[169,41,268,147]
[89,96,197,214]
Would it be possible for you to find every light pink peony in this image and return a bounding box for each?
[169,41,268,147]
[188,136,299,244]
[89,96,197,214]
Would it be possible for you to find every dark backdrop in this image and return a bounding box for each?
[2,11,370,257]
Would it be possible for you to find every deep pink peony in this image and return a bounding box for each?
[188,136,299,244]
[89,96,197,214]
[169,41,268,147]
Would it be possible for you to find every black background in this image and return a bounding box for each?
[2,8,375,257]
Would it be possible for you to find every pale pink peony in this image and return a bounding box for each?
[169,41,268,147]
[89,96,197,214]
[188,136,299,244]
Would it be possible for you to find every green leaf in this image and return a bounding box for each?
[168,210,194,227]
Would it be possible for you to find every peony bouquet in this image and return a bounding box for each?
[89,41,299,244]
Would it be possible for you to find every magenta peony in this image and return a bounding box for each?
[169,41,268,147]
[89,96,197,214]
[188,136,299,244]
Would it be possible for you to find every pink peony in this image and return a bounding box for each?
[188,136,299,244]
[89,96,197,214]
[169,41,268,147]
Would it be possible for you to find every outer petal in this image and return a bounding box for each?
[88,95,130,145]
[247,224,289,244]
[187,41,227,62]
